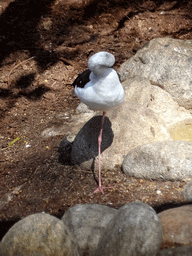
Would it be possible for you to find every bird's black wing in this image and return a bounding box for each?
[71,69,91,89]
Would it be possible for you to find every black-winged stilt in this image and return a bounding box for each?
[72,51,124,194]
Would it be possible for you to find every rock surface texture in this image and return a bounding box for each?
[158,205,192,246]
[62,204,117,255]
[71,101,172,170]
[119,37,192,109]
[0,213,80,256]
[183,181,192,202]
[158,245,192,256]
[122,141,192,180]
[95,201,162,256]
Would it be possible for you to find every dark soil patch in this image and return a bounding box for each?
[0,0,192,248]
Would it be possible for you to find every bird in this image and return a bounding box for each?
[72,51,124,194]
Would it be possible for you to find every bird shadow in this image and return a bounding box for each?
[58,115,114,169]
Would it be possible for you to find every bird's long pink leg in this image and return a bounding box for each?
[93,111,113,194]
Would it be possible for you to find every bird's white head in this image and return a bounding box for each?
[88,51,115,77]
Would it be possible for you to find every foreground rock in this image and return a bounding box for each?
[0,213,80,256]
[122,141,192,180]
[119,37,192,109]
[0,202,162,255]
[158,205,192,246]
[95,201,162,256]
[62,204,117,255]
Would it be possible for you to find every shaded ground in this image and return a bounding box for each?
[0,0,192,248]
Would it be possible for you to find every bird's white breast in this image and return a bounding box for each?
[75,68,124,111]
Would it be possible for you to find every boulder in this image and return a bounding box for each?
[0,213,80,256]
[119,37,192,109]
[158,205,192,246]
[95,201,162,256]
[71,101,171,170]
[122,141,192,180]
[62,204,117,255]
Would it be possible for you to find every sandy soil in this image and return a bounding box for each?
[0,0,192,248]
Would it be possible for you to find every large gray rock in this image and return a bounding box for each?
[123,77,192,128]
[62,204,117,255]
[0,213,80,256]
[158,205,192,246]
[122,141,192,180]
[95,201,162,256]
[71,101,171,170]
[119,37,192,109]
[122,76,153,107]
[146,84,192,127]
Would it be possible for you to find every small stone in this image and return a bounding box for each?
[156,190,162,195]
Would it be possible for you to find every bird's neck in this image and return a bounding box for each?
[90,66,111,78]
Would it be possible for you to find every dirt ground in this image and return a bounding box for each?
[0,0,192,247]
